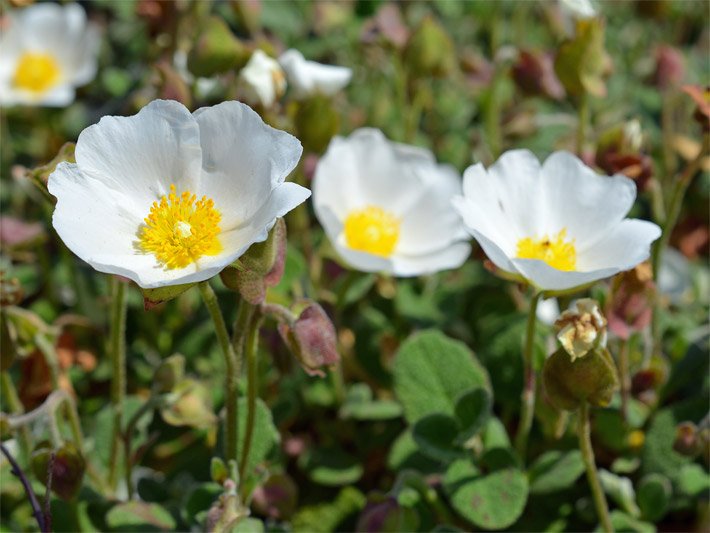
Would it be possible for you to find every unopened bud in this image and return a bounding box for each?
[607,264,655,339]
[296,95,340,153]
[220,219,286,305]
[31,440,86,500]
[543,345,619,411]
[554,298,607,362]
[512,50,565,100]
[153,354,185,394]
[278,303,339,377]
[210,456,228,484]
[357,494,419,532]
[554,18,611,98]
[251,473,298,520]
[187,16,249,78]
[673,422,699,457]
[681,85,710,133]
[403,16,455,79]
[653,45,685,90]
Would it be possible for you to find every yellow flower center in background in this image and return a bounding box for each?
[516,228,577,271]
[138,185,222,269]
[343,206,400,257]
[13,52,61,93]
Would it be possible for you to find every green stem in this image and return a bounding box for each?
[576,93,589,156]
[514,291,542,461]
[618,339,630,423]
[108,277,127,491]
[238,312,262,486]
[199,281,241,464]
[1,371,32,463]
[650,135,708,357]
[579,402,614,533]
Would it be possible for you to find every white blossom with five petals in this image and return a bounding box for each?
[452,149,661,292]
[0,3,100,107]
[48,99,309,288]
[313,128,471,276]
[278,49,352,99]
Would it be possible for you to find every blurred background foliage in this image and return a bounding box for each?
[1,0,708,532]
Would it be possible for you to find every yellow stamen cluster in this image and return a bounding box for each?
[138,185,222,269]
[13,52,61,93]
[343,206,400,257]
[516,228,577,271]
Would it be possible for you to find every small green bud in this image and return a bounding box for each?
[210,456,228,484]
[153,354,185,394]
[543,345,619,411]
[31,440,86,500]
[403,16,456,79]
[187,16,249,78]
[295,95,340,154]
[278,302,339,377]
[554,18,611,98]
[160,379,218,429]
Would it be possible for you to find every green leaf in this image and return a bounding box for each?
[387,429,441,474]
[412,413,463,462]
[677,463,710,496]
[482,417,512,450]
[237,398,280,476]
[339,383,403,420]
[233,517,265,532]
[528,450,585,495]
[599,470,640,518]
[106,502,176,532]
[300,447,363,486]
[292,486,366,533]
[637,473,672,522]
[595,511,654,533]
[183,482,223,525]
[393,330,491,423]
[142,282,196,309]
[454,388,491,444]
[443,452,528,530]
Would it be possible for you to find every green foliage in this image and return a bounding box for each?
[393,330,491,423]
[528,450,586,495]
[105,502,176,532]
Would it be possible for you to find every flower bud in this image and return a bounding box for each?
[512,50,565,100]
[278,303,339,377]
[673,422,699,457]
[607,264,655,339]
[220,219,286,305]
[543,344,619,411]
[554,18,611,98]
[187,16,249,78]
[155,61,192,108]
[295,95,340,153]
[251,472,298,520]
[554,298,607,362]
[153,353,185,394]
[652,45,685,90]
[403,16,455,79]
[31,440,86,500]
[356,494,419,532]
[681,85,710,133]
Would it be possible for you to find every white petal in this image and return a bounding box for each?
[332,240,393,274]
[577,219,661,271]
[397,164,467,255]
[193,100,303,229]
[239,50,285,107]
[391,242,471,277]
[540,151,637,247]
[511,258,619,292]
[279,49,351,98]
[75,99,202,210]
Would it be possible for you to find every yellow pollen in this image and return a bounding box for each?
[13,52,61,93]
[516,228,577,271]
[343,206,400,257]
[138,184,222,269]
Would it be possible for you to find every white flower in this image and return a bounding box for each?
[313,128,471,276]
[452,150,661,292]
[48,99,309,288]
[559,0,596,19]
[0,3,100,107]
[239,50,286,107]
[278,49,352,99]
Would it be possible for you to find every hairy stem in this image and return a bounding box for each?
[108,277,127,492]
[579,402,614,533]
[1,442,48,532]
[239,311,263,486]
[514,291,542,460]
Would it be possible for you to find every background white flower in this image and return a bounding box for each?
[452,149,661,292]
[313,128,471,276]
[278,49,352,99]
[239,50,286,107]
[48,99,309,288]
[0,3,100,107]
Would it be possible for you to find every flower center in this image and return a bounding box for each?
[138,184,222,269]
[516,228,577,271]
[343,206,400,257]
[13,52,61,93]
